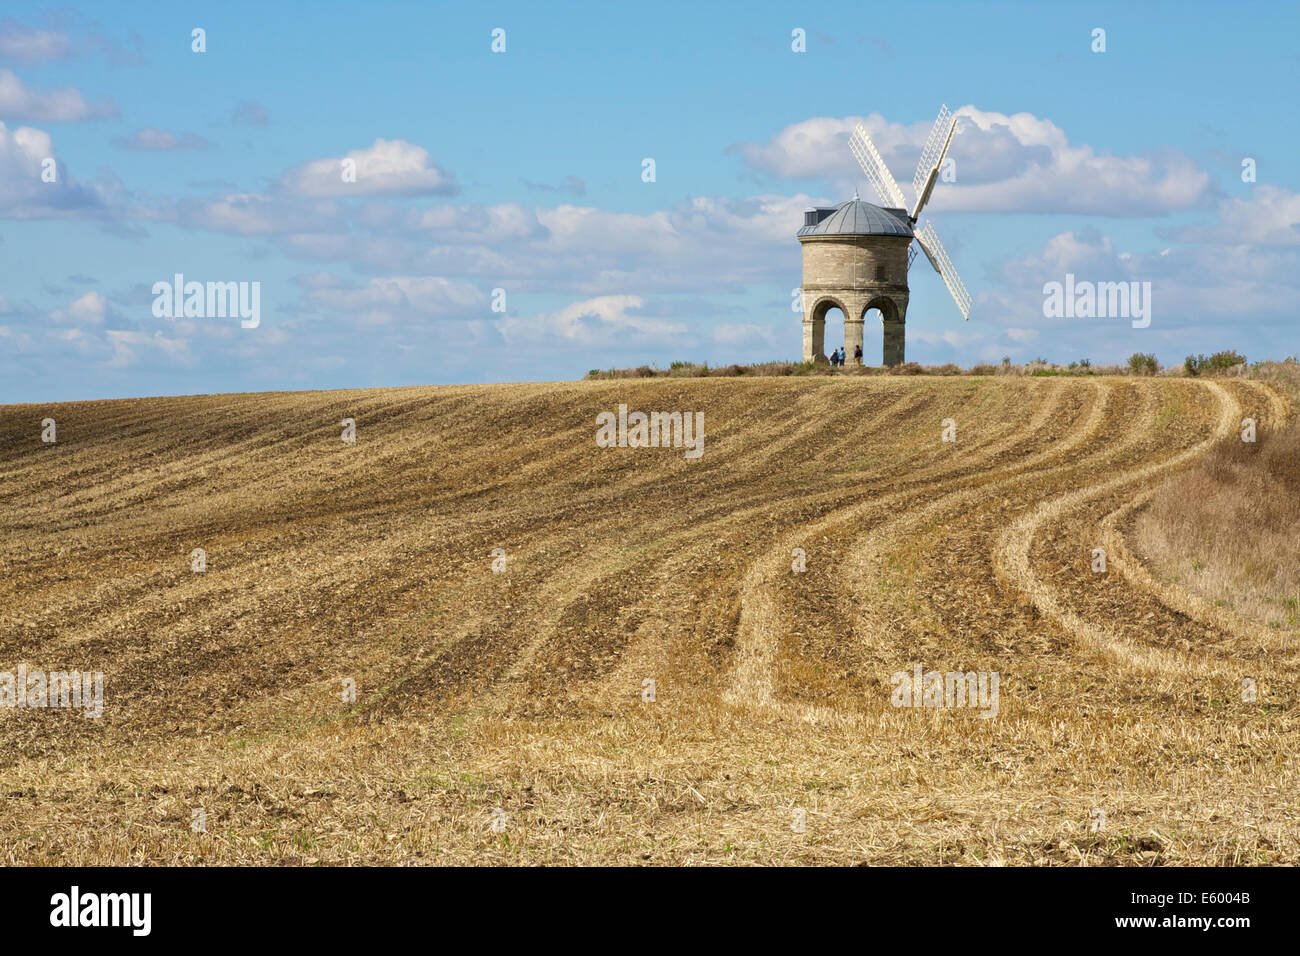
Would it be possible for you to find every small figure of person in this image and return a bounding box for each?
[854,345,863,363]
[829,348,839,366]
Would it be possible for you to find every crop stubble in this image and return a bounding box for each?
[0,376,1295,864]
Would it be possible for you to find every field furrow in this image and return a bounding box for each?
[1,375,1296,865]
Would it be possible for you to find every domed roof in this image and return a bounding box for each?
[797,199,913,238]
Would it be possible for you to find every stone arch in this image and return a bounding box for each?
[802,295,849,364]
[861,295,908,367]
[811,295,850,323]
[861,297,900,324]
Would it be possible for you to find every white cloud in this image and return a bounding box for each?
[309,276,484,318]
[411,202,543,242]
[0,20,70,64]
[0,121,112,221]
[280,138,457,197]
[1164,185,1300,246]
[981,228,1300,347]
[713,322,781,348]
[158,192,339,236]
[731,106,1212,216]
[0,67,115,121]
[50,290,106,325]
[1000,229,1126,282]
[103,329,191,368]
[730,115,880,180]
[497,295,687,347]
[940,107,1211,216]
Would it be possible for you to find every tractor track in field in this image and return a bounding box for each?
[1,376,1280,737]
[1,374,1296,864]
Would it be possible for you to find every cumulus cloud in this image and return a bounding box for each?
[0,19,70,64]
[102,329,191,368]
[308,276,485,319]
[497,295,687,347]
[112,128,213,151]
[243,192,815,298]
[0,67,115,121]
[978,226,1300,359]
[731,106,1212,216]
[151,192,340,236]
[280,138,457,197]
[50,290,108,325]
[411,202,544,242]
[1162,185,1300,246]
[730,114,880,180]
[0,121,107,218]
[939,107,1211,216]
[996,228,1128,285]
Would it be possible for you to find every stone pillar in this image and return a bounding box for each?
[844,319,864,367]
[883,315,905,367]
[802,316,825,364]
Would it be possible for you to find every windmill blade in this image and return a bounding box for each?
[849,123,906,209]
[907,244,918,272]
[915,220,972,321]
[910,105,957,221]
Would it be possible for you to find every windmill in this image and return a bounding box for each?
[848,105,971,321]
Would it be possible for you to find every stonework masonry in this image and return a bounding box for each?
[798,234,911,367]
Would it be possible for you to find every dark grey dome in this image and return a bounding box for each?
[797,200,913,238]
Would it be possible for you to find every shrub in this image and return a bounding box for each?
[970,363,997,376]
[888,361,924,375]
[1185,350,1247,377]
[1128,352,1160,376]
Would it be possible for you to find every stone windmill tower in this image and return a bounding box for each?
[797,105,972,367]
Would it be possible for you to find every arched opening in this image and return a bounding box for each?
[809,298,847,364]
[862,297,904,367]
[858,306,884,367]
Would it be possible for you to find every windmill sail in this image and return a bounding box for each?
[915,220,972,321]
[910,105,957,221]
[849,123,906,209]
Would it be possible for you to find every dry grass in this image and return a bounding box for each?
[1,375,1297,865]
[582,359,1133,380]
[1134,364,1300,633]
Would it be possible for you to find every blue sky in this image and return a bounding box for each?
[1,0,1297,402]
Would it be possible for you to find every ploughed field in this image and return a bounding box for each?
[0,375,1295,864]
